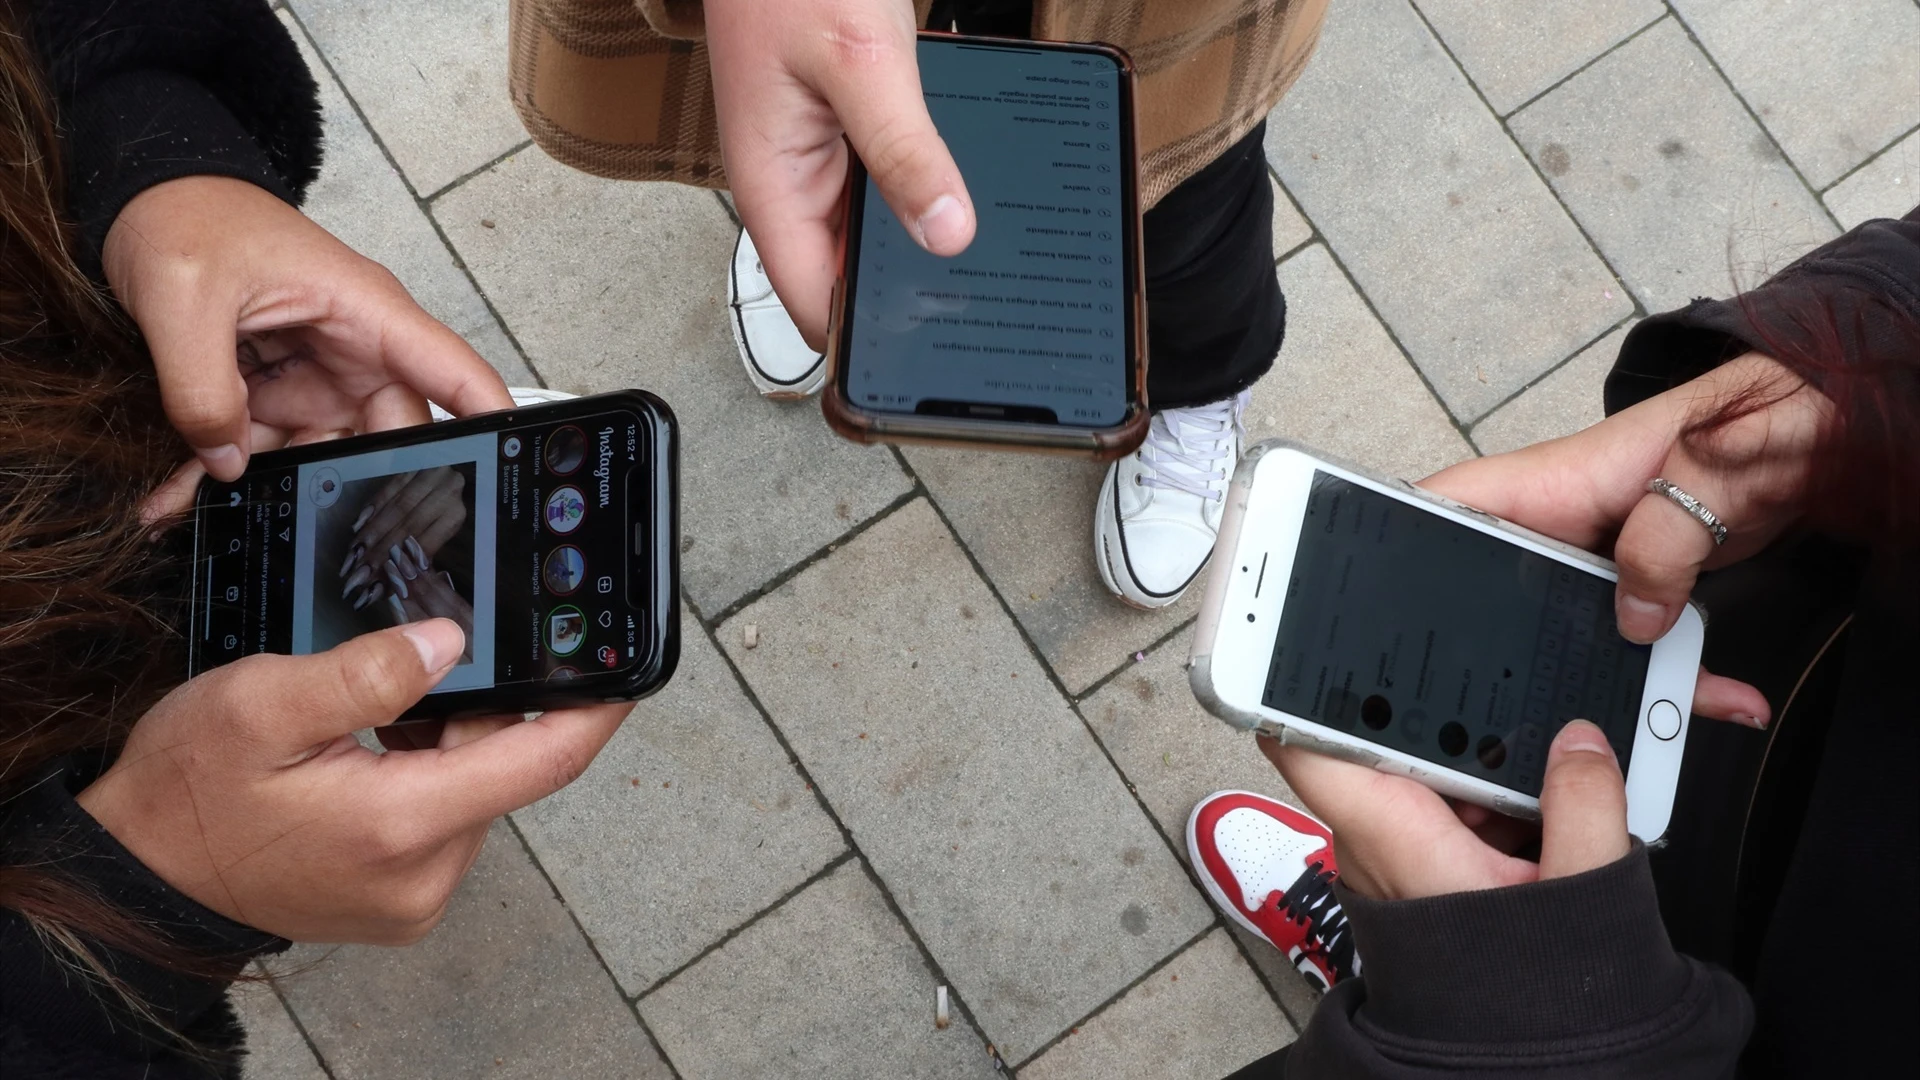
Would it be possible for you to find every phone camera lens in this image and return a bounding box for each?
[1437,721,1469,758]
[1246,613,1256,622]
[1360,695,1392,731]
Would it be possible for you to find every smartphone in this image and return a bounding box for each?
[188,391,679,721]
[822,32,1148,459]
[1189,440,1702,840]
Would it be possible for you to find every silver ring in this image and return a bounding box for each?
[1647,478,1728,546]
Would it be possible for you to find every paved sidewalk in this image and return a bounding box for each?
[243,1,1918,1077]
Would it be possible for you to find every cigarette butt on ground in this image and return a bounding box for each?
[935,985,950,1030]
[743,623,759,649]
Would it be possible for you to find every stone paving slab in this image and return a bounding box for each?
[718,499,1215,1064]
[1471,322,1634,456]
[284,12,534,388]
[1508,17,1838,317]
[433,153,913,614]
[234,975,327,1080]
[1825,129,1919,231]
[288,0,528,197]
[905,244,1468,696]
[1270,174,1314,258]
[1670,0,1920,191]
[1412,0,1663,116]
[639,860,1000,1080]
[1265,0,1632,422]
[511,612,847,995]
[271,822,669,1079]
[1020,929,1293,1080]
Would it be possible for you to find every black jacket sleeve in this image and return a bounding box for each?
[24,0,324,273]
[1606,205,1920,413]
[0,758,287,1077]
[1274,845,1752,1078]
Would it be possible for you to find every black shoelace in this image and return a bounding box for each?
[1276,860,1356,982]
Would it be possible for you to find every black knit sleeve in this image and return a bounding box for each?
[0,757,287,1072]
[23,0,324,272]
[1268,845,1752,1079]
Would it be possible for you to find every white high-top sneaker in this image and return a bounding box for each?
[1094,390,1249,608]
[728,228,826,398]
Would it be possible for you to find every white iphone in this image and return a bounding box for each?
[1189,439,1702,841]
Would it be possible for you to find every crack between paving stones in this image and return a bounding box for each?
[1659,3,1844,234]
[1816,116,1920,197]
[281,8,547,391]
[683,593,1009,1074]
[421,138,533,204]
[1005,920,1219,1073]
[1496,11,1669,120]
[260,961,344,1080]
[502,815,688,1080]
[698,482,924,630]
[1464,310,1637,447]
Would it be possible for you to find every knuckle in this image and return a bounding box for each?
[338,641,415,719]
[822,13,903,70]
[540,741,590,793]
[163,383,238,433]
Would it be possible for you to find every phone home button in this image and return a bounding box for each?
[1647,699,1682,741]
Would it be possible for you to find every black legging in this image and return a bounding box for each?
[929,0,1286,410]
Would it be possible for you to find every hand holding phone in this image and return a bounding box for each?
[77,620,633,944]
[1264,719,1632,901]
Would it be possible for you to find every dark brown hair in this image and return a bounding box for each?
[0,2,214,1000]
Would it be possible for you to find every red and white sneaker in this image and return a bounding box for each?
[1187,790,1359,991]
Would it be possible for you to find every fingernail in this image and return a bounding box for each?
[385,561,409,599]
[198,443,243,479]
[387,594,409,624]
[1733,713,1769,730]
[1551,719,1617,760]
[352,504,375,531]
[350,585,374,611]
[405,536,427,571]
[338,544,364,578]
[915,194,969,253]
[1616,593,1667,642]
[391,543,418,580]
[342,565,372,598]
[401,619,463,672]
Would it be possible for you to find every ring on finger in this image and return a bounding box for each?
[1646,478,1728,546]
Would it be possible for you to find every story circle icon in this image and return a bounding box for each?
[544,426,587,475]
[542,546,587,596]
[544,486,587,534]
[547,604,585,657]
[503,436,522,458]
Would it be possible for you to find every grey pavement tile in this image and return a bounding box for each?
[717,499,1215,1063]
[1471,321,1634,456]
[1079,627,1302,869]
[639,861,999,1080]
[510,612,846,994]
[288,0,528,196]
[1412,0,1663,115]
[1271,174,1314,258]
[1508,19,1838,316]
[435,152,912,613]
[233,976,327,1080]
[1670,0,1920,190]
[283,12,533,387]
[1824,128,1920,230]
[1020,930,1293,1080]
[1227,923,1328,1033]
[271,821,668,1080]
[1265,0,1631,422]
[904,245,1469,696]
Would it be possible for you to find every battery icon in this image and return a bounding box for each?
[628,647,635,658]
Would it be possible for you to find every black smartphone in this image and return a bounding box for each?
[823,33,1147,459]
[188,390,679,720]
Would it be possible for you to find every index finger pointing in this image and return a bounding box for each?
[381,307,514,418]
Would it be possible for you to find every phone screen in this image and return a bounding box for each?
[1263,472,1651,796]
[843,38,1133,426]
[192,409,650,693]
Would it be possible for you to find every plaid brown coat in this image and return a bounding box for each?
[508,0,1327,208]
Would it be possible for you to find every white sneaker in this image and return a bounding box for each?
[1095,390,1248,608]
[728,228,826,398]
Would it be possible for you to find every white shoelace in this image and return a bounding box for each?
[1137,392,1246,501]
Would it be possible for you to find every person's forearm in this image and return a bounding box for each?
[1279,846,1752,1078]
